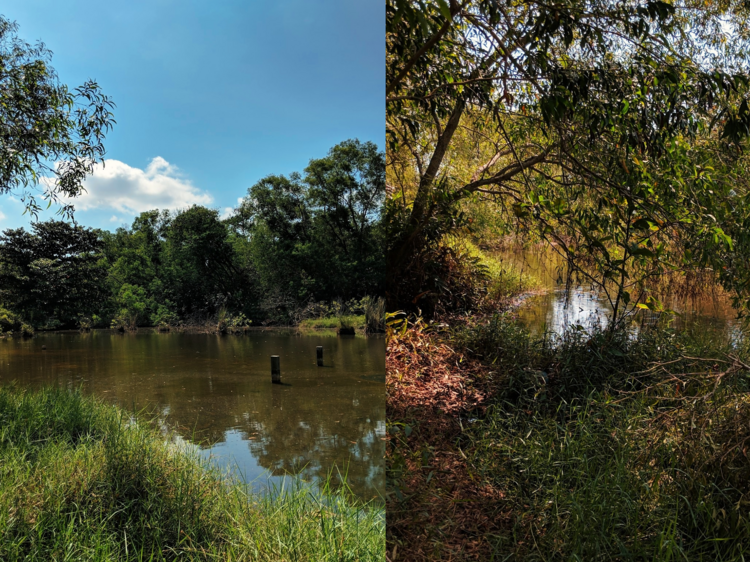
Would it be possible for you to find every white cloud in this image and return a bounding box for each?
[220,197,244,220]
[63,157,212,214]
[109,215,120,223]
[0,210,5,222]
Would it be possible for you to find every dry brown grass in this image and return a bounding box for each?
[386,320,510,561]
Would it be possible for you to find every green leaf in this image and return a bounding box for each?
[436,0,451,20]
[630,247,655,258]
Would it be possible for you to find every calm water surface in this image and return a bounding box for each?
[495,247,741,339]
[0,330,385,501]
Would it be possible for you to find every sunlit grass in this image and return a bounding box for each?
[0,386,384,561]
[444,235,542,300]
[298,315,366,331]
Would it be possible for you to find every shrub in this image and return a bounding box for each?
[363,296,386,333]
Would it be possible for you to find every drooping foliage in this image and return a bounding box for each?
[387,0,750,321]
[0,16,115,217]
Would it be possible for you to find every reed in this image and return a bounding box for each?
[388,313,750,560]
[0,386,384,561]
[363,296,386,333]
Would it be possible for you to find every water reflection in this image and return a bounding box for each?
[0,331,385,501]
[517,286,744,346]
[496,246,742,341]
[517,288,610,334]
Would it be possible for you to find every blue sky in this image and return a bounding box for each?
[0,0,383,231]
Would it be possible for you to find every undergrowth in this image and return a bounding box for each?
[298,315,366,331]
[387,312,750,561]
[0,386,384,561]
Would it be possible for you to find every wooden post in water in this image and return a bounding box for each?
[271,355,281,384]
[316,346,323,366]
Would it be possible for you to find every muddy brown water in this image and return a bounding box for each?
[495,247,742,341]
[0,330,385,501]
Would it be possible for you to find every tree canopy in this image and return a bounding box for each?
[0,221,108,329]
[0,16,115,217]
[230,139,385,306]
[0,139,384,330]
[387,0,750,320]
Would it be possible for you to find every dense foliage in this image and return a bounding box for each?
[388,313,750,560]
[0,222,108,330]
[229,139,385,307]
[386,0,750,322]
[0,140,385,331]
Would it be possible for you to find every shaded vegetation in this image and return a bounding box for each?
[388,313,750,560]
[386,2,750,556]
[386,0,750,323]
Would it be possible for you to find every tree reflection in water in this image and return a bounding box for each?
[0,330,385,500]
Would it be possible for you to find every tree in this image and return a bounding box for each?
[232,139,385,307]
[232,173,315,304]
[0,16,115,217]
[306,139,386,298]
[0,221,108,328]
[386,0,750,320]
[164,206,248,315]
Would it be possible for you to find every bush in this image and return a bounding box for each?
[0,307,33,337]
[363,296,386,333]
[457,317,750,559]
[151,303,180,331]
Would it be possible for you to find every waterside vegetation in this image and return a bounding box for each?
[388,298,750,560]
[0,139,385,336]
[386,1,750,557]
[0,386,384,561]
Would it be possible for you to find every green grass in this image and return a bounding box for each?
[0,386,384,561]
[444,236,541,300]
[454,315,750,560]
[298,315,366,331]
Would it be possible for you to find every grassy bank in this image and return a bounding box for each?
[297,296,386,335]
[387,314,750,560]
[0,386,384,561]
[443,236,541,302]
[298,315,367,332]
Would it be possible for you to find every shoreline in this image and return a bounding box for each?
[2,323,385,338]
[0,386,385,560]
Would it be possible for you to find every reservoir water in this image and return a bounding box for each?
[495,246,742,341]
[0,330,385,501]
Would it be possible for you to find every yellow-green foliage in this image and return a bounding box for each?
[444,236,540,300]
[0,307,33,336]
[299,315,366,331]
